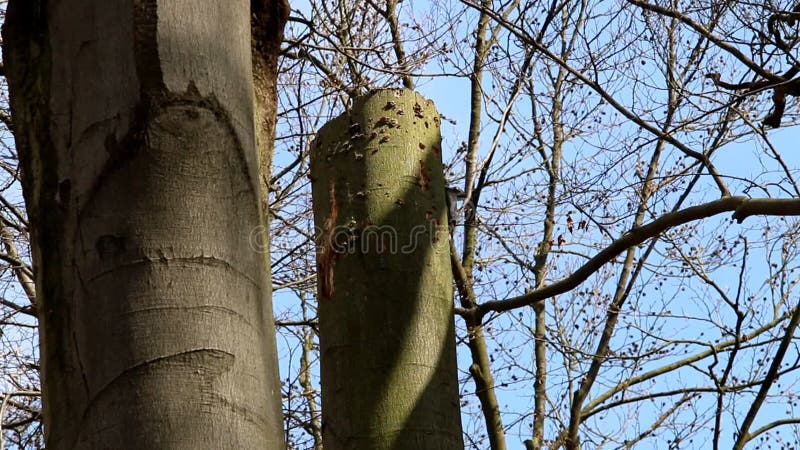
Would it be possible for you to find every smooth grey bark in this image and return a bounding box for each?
[3,1,284,448]
[311,89,464,449]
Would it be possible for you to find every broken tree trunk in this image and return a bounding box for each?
[311,88,464,449]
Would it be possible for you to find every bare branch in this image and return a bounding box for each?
[469,196,800,319]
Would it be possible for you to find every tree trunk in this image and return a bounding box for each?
[3,1,284,448]
[311,88,464,449]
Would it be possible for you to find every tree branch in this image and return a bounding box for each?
[460,196,800,320]
[626,0,785,82]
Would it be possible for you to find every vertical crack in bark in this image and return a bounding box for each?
[132,0,166,96]
[251,0,289,213]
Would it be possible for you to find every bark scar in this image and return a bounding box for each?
[418,159,430,191]
[317,181,339,300]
